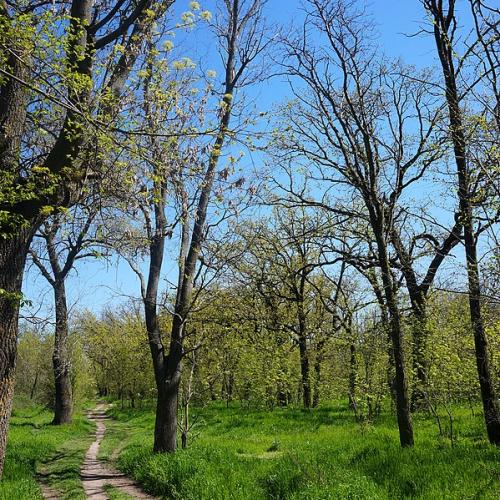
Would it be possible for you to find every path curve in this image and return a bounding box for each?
[81,404,155,499]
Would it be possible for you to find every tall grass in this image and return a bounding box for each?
[103,401,500,499]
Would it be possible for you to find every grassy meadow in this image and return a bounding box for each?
[1,399,499,499]
[101,401,500,499]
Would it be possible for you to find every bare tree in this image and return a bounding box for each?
[272,0,455,446]
[423,0,500,445]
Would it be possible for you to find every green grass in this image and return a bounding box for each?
[103,484,134,499]
[102,401,500,499]
[0,401,94,500]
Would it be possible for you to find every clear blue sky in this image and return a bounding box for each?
[21,0,472,326]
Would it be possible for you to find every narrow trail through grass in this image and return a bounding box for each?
[81,403,155,499]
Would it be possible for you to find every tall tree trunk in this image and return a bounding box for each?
[465,230,500,444]
[153,310,184,453]
[144,224,177,453]
[144,0,261,452]
[153,80,236,451]
[52,279,72,424]
[0,229,32,475]
[426,0,500,445]
[372,218,414,447]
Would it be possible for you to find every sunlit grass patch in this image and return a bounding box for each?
[101,401,500,499]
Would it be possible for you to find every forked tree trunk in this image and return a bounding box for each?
[0,229,33,475]
[144,0,262,452]
[391,225,461,412]
[52,280,72,424]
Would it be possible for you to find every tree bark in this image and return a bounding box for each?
[466,237,500,444]
[410,300,429,411]
[154,382,179,453]
[52,279,73,424]
[143,219,178,452]
[0,16,32,474]
[152,56,237,450]
[0,229,33,475]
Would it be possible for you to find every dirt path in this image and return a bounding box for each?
[80,404,155,500]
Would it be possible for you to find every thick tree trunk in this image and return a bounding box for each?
[153,314,183,453]
[52,280,72,424]
[0,229,32,476]
[386,298,414,447]
[144,226,181,452]
[154,382,179,453]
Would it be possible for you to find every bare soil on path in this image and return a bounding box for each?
[80,403,155,500]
